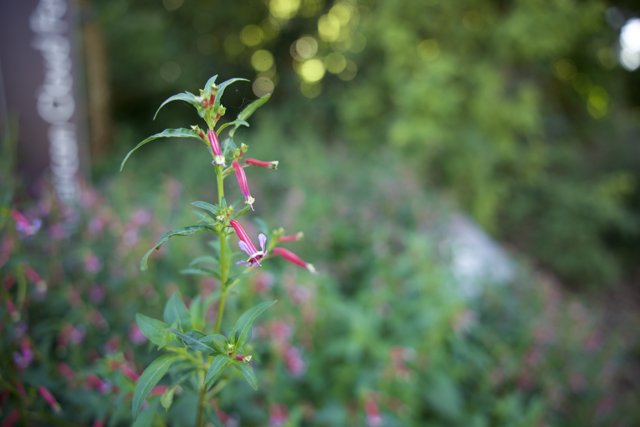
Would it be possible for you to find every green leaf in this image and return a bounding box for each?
[132,402,157,427]
[160,386,177,411]
[222,138,237,157]
[231,94,271,137]
[213,78,249,112]
[164,292,190,329]
[204,74,219,95]
[180,267,217,278]
[192,210,216,226]
[171,329,216,354]
[191,201,219,218]
[141,225,215,270]
[153,91,200,120]
[217,119,249,135]
[132,355,178,418]
[135,314,173,348]
[205,355,230,388]
[231,300,277,347]
[190,256,219,268]
[120,128,204,171]
[200,334,227,353]
[235,362,258,390]
[190,296,204,331]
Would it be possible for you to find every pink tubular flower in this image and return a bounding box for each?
[272,247,315,273]
[207,130,225,166]
[365,395,382,427]
[11,209,41,236]
[229,219,266,267]
[232,160,255,210]
[38,386,61,413]
[269,404,289,427]
[244,158,279,169]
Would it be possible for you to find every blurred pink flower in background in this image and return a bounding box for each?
[129,324,147,345]
[269,404,289,426]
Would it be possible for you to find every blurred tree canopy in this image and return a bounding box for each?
[90,0,639,287]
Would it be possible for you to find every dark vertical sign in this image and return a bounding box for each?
[0,0,87,203]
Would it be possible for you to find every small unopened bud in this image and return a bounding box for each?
[278,232,303,242]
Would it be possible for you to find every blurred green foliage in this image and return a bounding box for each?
[90,0,640,287]
[2,128,639,425]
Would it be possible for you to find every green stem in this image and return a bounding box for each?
[195,369,207,427]
[216,165,224,204]
[214,286,228,334]
[214,163,230,334]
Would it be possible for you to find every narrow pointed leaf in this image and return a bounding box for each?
[235,362,258,390]
[200,334,227,353]
[164,292,190,329]
[213,78,249,111]
[160,386,177,411]
[132,403,156,427]
[191,201,219,218]
[192,210,216,226]
[189,296,204,331]
[153,92,200,120]
[141,225,215,270]
[132,355,178,418]
[120,128,204,171]
[231,300,277,347]
[180,267,218,278]
[231,94,271,137]
[217,119,249,135]
[204,74,219,95]
[171,329,215,354]
[189,255,219,268]
[205,356,230,388]
[135,314,173,348]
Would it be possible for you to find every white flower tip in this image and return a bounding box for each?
[246,196,255,210]
[306,263,316,274]
[271,161,279,170]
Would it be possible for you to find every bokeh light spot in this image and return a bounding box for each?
[292,36,318,60]
[299,58,325,83]
[329,3,352,26]
[587,86,609,119]
[554,59,576,82]
[241,25,264,47]
[251,50,275,72]
[325,52,347,74]
[253,76,275,97]
[318,14,341,42]
[269,0,301,20]
[338,60,357,81]
[619,18,640,71]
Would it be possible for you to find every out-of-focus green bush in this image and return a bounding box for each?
[2,125,638,425]
[91,0,639,287]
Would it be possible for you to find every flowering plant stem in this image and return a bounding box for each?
[120,74,315,425]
